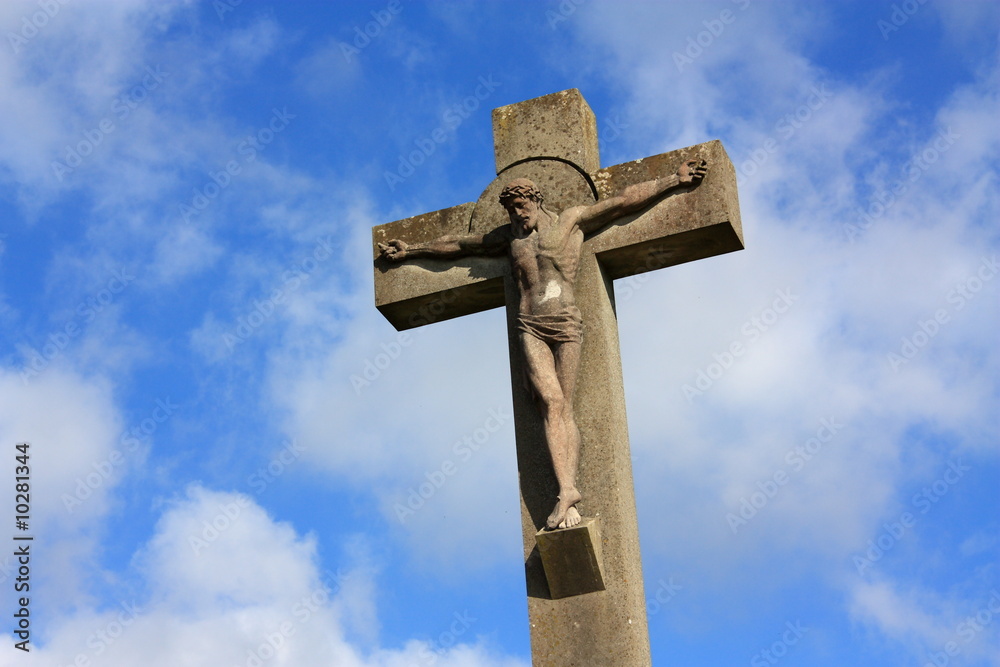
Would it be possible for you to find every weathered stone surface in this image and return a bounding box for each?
[373,202,507,330]
[371,141,741,332]
[536,518,606,599]
[372,89,744,667]
[590,139,743,279]
[510,250,650,666]
[492,89,599,175]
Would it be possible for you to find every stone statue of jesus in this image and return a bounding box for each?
[379,158,707,529]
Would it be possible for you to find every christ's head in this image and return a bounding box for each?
[499,179,544,234]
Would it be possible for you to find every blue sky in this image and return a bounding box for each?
[1,0,998,665]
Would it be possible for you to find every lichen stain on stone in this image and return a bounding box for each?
[495,107,517,129]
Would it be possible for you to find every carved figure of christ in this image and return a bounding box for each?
[379,159,707,529]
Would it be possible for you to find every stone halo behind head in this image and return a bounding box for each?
[470,159,596,235]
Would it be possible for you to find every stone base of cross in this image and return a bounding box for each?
[373,89,743,666]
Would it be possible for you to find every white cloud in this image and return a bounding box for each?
[0,0,316,297]
[934,0,1000,46]
[138,486,319,610]
[150,225,223,284]
[0,0,189,195]
[0,365,126,608]
[294,37,360,98]
[224,17,282,69]
[848,578,1000,665]
[0,486,527,667]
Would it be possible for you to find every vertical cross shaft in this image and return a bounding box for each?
[372,89,743,667]
[494,90,650,666]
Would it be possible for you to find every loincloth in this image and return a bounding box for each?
[516,306,583,345]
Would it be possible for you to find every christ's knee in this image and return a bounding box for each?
[536,391,566,423]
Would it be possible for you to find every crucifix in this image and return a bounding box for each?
[373,89,743,666]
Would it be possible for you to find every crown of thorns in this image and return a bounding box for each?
[498,181,543,207]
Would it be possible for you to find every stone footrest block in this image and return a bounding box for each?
[535,517,606,599]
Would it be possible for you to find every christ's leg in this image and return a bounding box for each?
[520,333,582,529]
[552,340,582,528]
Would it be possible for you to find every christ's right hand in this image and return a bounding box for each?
[378,240,408,261]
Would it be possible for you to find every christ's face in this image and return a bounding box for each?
[506,196,540,234]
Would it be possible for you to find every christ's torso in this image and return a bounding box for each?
[509,209,584,318]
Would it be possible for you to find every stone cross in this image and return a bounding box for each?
[372,89,743,666]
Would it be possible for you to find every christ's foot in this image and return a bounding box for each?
[557,506,581,529]
[546,488,582,530]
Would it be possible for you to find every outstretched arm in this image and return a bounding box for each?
[379,226,509,262]
[574,158,708,234]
